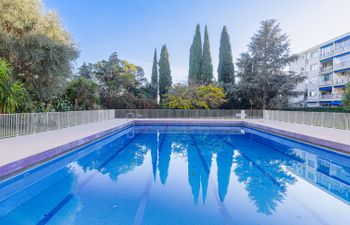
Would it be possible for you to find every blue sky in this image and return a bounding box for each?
[45,0,350,82]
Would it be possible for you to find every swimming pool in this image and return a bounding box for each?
[0,125,349,225]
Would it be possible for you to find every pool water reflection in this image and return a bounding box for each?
[0,125,349,225]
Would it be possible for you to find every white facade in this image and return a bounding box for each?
[290,32,350,107]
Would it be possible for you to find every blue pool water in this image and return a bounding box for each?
[0,125,350,225]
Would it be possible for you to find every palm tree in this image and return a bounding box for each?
[0,59,26,113]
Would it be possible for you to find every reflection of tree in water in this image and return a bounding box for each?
[150,132,159,181]
[216,146,234,202]
[78,135,150,182]
[158,133,172,185]
[102,142,149,181]
[187,144,202,204]
[231,135,297,215]
[187,133,214,204]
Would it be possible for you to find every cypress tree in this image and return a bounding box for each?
[159,45,172,103]
[151,49,158,100]
[188,24,202,84]
[202,25,213,84]
[218,26,234,84]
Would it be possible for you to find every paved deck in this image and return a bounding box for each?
[0,119,131,177]
[246,119,350,146]
[0,118,349,179]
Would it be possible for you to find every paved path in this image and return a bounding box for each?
[246,119,350,146]
[0,119,129,167]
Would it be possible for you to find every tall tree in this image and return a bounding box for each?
[0,0,78,103]
[236,19,305,109]
[189,24,202,84]
[202,25,213,84]
[159,45,172,104]
[65,77,99,110]
[218,26,234,85]
[95,53,151,109]
[151,49,158,100]
[77,62,94,79]
[343,83,350,110]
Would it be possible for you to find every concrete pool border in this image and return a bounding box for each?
[0,121,133,180]
[1,119,349,179]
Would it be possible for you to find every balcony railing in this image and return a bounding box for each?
[334,77,350,85]
[334,60,350,71]
[319,76,350,86]
[319,66,333,74]
[334,44,350,55]
[318,94,344,100]
[319,80,333,86]
[320,50,334,60]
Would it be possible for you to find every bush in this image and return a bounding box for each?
[164,83,226,109]
[0,59,27,113]
[343,82,350,111]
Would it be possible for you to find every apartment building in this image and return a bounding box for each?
[290,32,350,107]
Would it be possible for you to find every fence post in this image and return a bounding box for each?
[15,114,18,136]
[321,112,324,127]
[46,112,49,131]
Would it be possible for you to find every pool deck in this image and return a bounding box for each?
[0,118,349,179]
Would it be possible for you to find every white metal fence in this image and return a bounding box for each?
[1,109,349,139]
[115,109,264,120]
[264,110,350,131]
[0,110,115,139]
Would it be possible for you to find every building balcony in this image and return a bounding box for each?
[320,51,334,60]
[334,44,350,56]
[318,94,344,100]
[319,80,333,86]
[319,66,333,74]
[318,77,350,87]
[334,76,350,86]
[334,60,350,71]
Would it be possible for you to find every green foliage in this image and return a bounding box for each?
[0,0,72,43]
[0,59,27,113]
[0,0,78,103]
[165,84,194,109]
[218,26,234,84]
[189,24,202,84]
[159,45,172,103]
[343,82,350,110]
[165,83,226,109]
[150,49,158,100]
[94,53,154,109]
[77,62,94,79]
[236,19,305,109]
[65,77,99,110]
[202,25,213,84]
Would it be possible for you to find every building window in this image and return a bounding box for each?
[334,54,350,65]
[308,160,315,168]
[321,73,332,82]
[320,45,333,56]
[311,51,318,59]
[309,91,317,97]
[335,38,350,50]
[310,64,318,71]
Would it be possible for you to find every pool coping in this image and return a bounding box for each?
[0,121,133,180]
[1,119,349,179]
